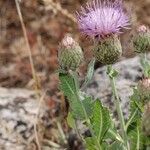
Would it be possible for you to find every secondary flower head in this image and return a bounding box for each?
[133,25,150,53]
[77,0,130,39]
[58,34,83,71]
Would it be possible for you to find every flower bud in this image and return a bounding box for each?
[133,25,150,53]
[58,34,83,71]
[137,78,150,104]
[142,103,150,136]
[93,35,122,65]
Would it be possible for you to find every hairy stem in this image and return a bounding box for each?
[107,65,129,150]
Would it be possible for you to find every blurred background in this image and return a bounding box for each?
[0,0,150,149]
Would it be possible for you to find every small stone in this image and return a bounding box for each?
[0,88,50,150]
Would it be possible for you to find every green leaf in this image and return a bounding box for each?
[130,88,143,120]
[127,121,144,150]
[81,58,95,89]
[125,109,138,131]
[70,96,93,120]
[85,137,97,150]
[128,87,150,149]
[103,112,124,143]
[85,137,108,150]
[67,112,76,128]
[105,128,124,143]
[128,88,144,149]
[91,99,111,142]
[59,73,78,99]
[59,73,83,119]
[109,141,126,150]
[59,73,93,120]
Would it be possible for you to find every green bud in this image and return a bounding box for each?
[58,34,83,71]
[142,103,150,136]
[133,25,150,53]
[137,78,150,104]
[93,35,122,65]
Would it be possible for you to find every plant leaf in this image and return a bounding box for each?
[59,73,78,99]
[128,88,149,149]
[70,96,93,119]
[85,137,97,150]
[127,121,144,150]
[59,73,93,120]
[109,141,126,150]
[105,128,124,143]
[91,99,111,142]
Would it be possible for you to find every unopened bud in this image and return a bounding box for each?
[93,35,122,64]
[142,103,150,136]
[133,25,150,53]
[58,34,83,71]
[137,78,150,104]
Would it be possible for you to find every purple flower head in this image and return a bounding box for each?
[77,0,130,39]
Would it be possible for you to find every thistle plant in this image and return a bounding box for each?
[77,0,130,148]
[58,0,150,150]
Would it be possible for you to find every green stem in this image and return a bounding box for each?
[107,65,129,150]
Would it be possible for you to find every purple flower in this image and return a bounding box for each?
[77,0,130,39]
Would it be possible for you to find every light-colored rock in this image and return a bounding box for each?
[86,56,143,119]
[0,88,50,150]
